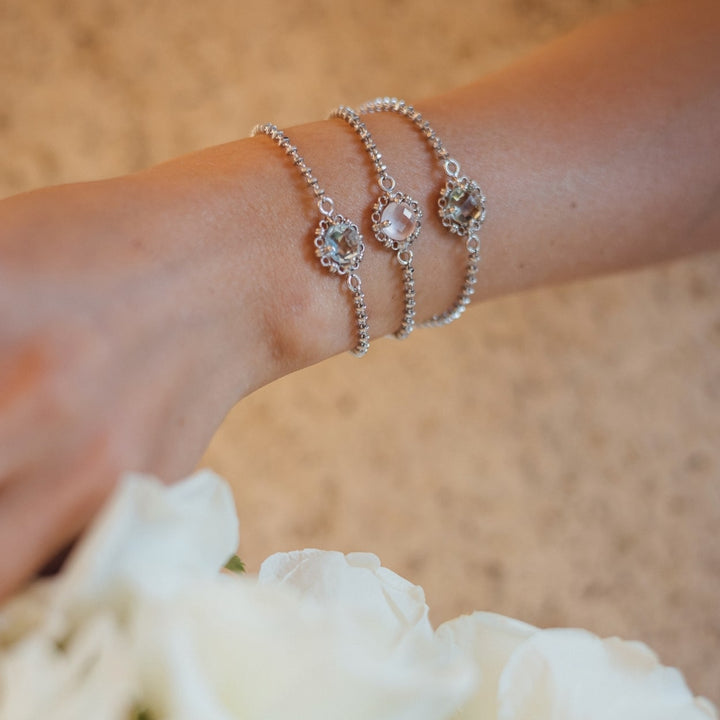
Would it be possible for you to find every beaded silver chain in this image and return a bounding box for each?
[330,105,422,339]
[251,122,370,357]
[359,97,486,327]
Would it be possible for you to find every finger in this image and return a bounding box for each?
[0,406,55,481]
[0,436,116,604]
[0,341,59,481]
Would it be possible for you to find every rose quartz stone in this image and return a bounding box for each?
[381,201,417,241]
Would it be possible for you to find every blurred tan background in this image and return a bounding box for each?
[2,0,718,703]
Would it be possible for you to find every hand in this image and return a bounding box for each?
[0,175,260,600]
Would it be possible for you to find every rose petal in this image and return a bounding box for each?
[0,612,135,720]
[436,611,538,719]
[0,579,56,649]
[56,469,238,619]
[259,549,433,646]
[496,629,717,720]
[131,578,474,720]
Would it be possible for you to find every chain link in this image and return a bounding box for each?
[253,99,487,348]
[358,97,452,165]
[357,98,486,329]
[420,242,480,328]
[330,105,422,339]
[349,278,370,357]
[394,261,416,339]
[251,122,370,357]
[252,123,326,199]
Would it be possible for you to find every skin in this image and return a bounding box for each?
[0,0,718,601]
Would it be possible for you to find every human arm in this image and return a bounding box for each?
[0,0,718,600]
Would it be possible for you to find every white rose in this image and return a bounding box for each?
[1,470,715,720]
[438,612,718,720]
[259,549,434,645]
[1,470,236,720]
[0,580,55,649]
[56,469,238,621]
[1,472,473,720]
[130,549,474,720]
[131,575,473,720]
[437,611,537,718]
[0,611,135,720]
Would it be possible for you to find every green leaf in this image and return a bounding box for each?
[131,708,154,720]
[224,554,246,574]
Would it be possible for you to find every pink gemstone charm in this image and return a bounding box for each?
[381,201,418,242]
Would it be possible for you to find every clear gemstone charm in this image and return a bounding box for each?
[447,186,482,223]
[315,218,363,273]
[439,178,486,235]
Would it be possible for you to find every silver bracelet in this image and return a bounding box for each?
[359,97,486,327]
[329,105,422,339]
[251,122,370,357]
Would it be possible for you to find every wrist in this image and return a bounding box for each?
[132,131,357,394]
[131,110,481,393]
[129,139,335,405]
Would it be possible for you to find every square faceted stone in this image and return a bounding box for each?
[323,222,361,266]
[380,200,418,242]
[446,185,483,226]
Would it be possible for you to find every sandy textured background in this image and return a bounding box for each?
[2,0,719,703]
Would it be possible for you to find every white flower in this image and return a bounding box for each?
[437,612,718,720]
[131,577,473,720]
[251,549,475,720]
[0,470,716,720]
[57,469,239,620]
[0,611,135,720]
[1,471,474,720]
[0,469,239,720]
[259,549,434,645]
[437,611,537,718]
[0,580,55,649]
